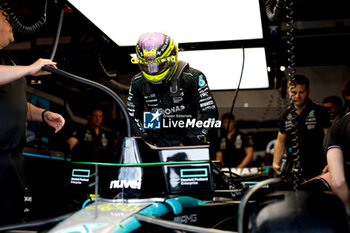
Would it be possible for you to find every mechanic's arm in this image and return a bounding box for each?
[127,77,147,138]
[323,128,328,135]
[237,146,254,168]
[273,131,287,173]
[27,103,65,133]
[0,59,56,85]
[67,137,79,151]
[327,147,350,212]
[216,151,224,167]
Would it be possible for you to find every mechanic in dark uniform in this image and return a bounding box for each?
[0,10,65,225]
[342,80,350,114]
[216,113,254,167]
[322,95,343,123]
[324,112,350,212]
[273,75,331,182]
[67,107,113,162]
[127,32,218,147]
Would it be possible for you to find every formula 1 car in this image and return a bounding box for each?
[0,67,348,233]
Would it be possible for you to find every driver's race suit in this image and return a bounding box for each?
[127,61,219,147]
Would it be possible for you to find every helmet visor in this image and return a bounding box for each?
[132,55,176,75]
[141,60,169,75]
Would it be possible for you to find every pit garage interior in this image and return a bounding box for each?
[1,0,350,232]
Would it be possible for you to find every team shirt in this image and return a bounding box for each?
[279,99,331,180]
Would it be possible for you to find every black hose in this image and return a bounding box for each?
[238,178,281,233]
[42,65,132,137]
[0,0,48,34]
[226,47,245,134]
[228,48,245,118]
[285,0,301,191]
[50,6,65,60]
[96,54,130,94]
[97,53,118,78]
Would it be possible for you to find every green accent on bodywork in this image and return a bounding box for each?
[72,160,211,167]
